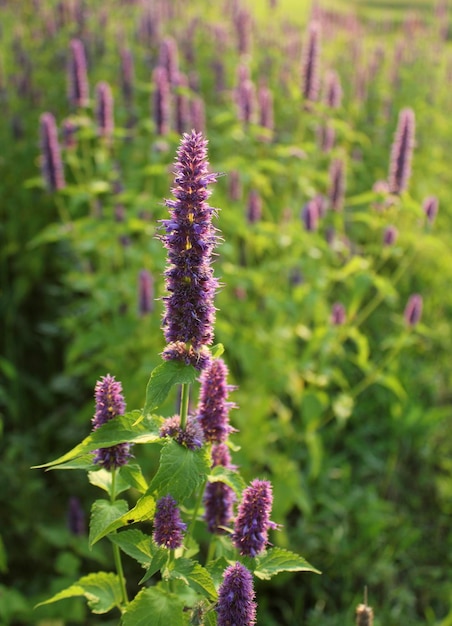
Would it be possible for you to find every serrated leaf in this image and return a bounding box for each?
[122,587,185,626]
[109,529,155,566]
[96,495,156,541]
[89,500,129,547]
[119,464,149,494]
[88,469,130,498]
[148,441,210,503]
[33,412,162,469]
[139,548,169,584]
[143,361,198,415]
[253,547,321,580]
[35,572,122,613]
[170,558,217,601]
[208,466,246,497]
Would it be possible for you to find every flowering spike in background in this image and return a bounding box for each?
[388,107,415,194]
[328,158,346,211]
[152,495,186,549]
[40,112,65,192]
[161,130,219,365]
[68,38,89,108]
[355,603,374,626]
[204,442,236,534]
[152,66,171,136]
[95,81,114,141]
[138,269,154,315]
[302,21,321,102]
[216,562,257,626]
[404,293,423,327]
[91,374,132,470]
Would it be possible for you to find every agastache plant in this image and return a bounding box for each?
[388,107,415,194]
[35,131,318,624]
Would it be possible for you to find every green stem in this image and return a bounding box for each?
[179,382,190,430]
[186,479,207,549]
[110,468,129,608]
[206,536,217,565]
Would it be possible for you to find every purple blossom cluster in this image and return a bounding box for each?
[204,443,235,534]
[216,562,257,626]
[232,479,277,557]
[404,293,423,327]
[153,495,186,549]
[160,131,219,365]
[68,38,89,108]
[91,374,132,470]
[388,107,415,194]
[301,21,321,102]
[159,414,204,450]
[40,112,65,192]
[196,358,236,443]
[95,81,114,141]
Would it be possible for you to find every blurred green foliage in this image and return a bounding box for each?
[1,0,452,624]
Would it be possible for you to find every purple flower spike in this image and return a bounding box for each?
[120,47,134,108]
[68,38,89,108]
[161,131,219,361]
[217,562,257,626]
[247,189,262,224]
[159,414,204,450]
[383,225,398,246]
[388,108,415,194]
[301,21,321,102]
[423,196,439,225]
[40,113,65,192]
[92,374,132,470]
[302,199,319,231]
[95,81,114,141]
[153,66,171,136]
[197,359,236,444]
[324,69,343,108]
[138,269,154,316]
[404,293,423,327]
[204,443,236,534]
[232,479,277,557]
[328,158,346,211]
[153,495,186,549]
[331,302,346,325]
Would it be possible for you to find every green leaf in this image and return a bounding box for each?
[332,393,354,423]
[139,548,169,584]
[119,464,149,494]
[143,361,198,415]
[35,572,122,613]
[210,343,225,358]
[88,469,129,498]
[94,495,156,542]
[122,587,185,626]
[148,441,210,503]
[32,411,162,469]
[170,558,217,601]
[252,547,321,580]
[89,500,129,547]
[109,529,154,566]
[208,466,246,497]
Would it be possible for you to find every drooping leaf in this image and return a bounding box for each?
[32,411,162,470]
[170,558,217,601]
[208,466,246,497]
[252,547,321,580]
[108,529,154,567]
[93,495,156,543]
[143,361,198,416]
[122,587,185,626]
[35,572,122,614]
[148,440,210,503]
[89,500,129,548]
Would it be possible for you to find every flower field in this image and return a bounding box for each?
[1,0,452,624]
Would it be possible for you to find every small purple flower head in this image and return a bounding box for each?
[61,118,78,150]
[258,84,274,138]
[162,342,211,371]
[159,414,204,450]
[423,196,439,225]
[232,479,277,557]
[204,443,236,534]
[196,359,236,444]
[120,47,134,107]
[229,170,242,202]
[68,38,89,108]
[158,36,180,86]
[216,563,257,626]
[160,131,219,359]
[67,497,85,536]
[138,269,154,316]
[404,293,423,327]
[301,21,321,102]
[388,108,415,194]
[92,374,132,470]
[40,112,65,192]
[328,158,346,211]
[153,495,186,549]
[323,69,343,108]
[95,81,114,141]
[331,302,346,325]
[152,66,171,136]
[247,189,262,224]
[302,199,319,231]
[383,225,398,246]
[355,603,374,626]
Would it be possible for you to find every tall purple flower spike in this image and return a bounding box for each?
[216,562,257,626]
[95,81,114,141]
[92,374,132,470]
[388,108,415,194]
[138,269,154,315]
[404,293,423,327]
[161,130,219,368]
[153,495,186,549]
[152,66,171,136]
[423,196,439,225]
[232,479,278,557]
[204,443,235,534]
[197,358,236,443]
[68,38,89,108]
[328,158,346,211]
[301,21,321,102]
[40,112,65,192]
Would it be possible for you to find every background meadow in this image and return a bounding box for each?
[1,0,452,624]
